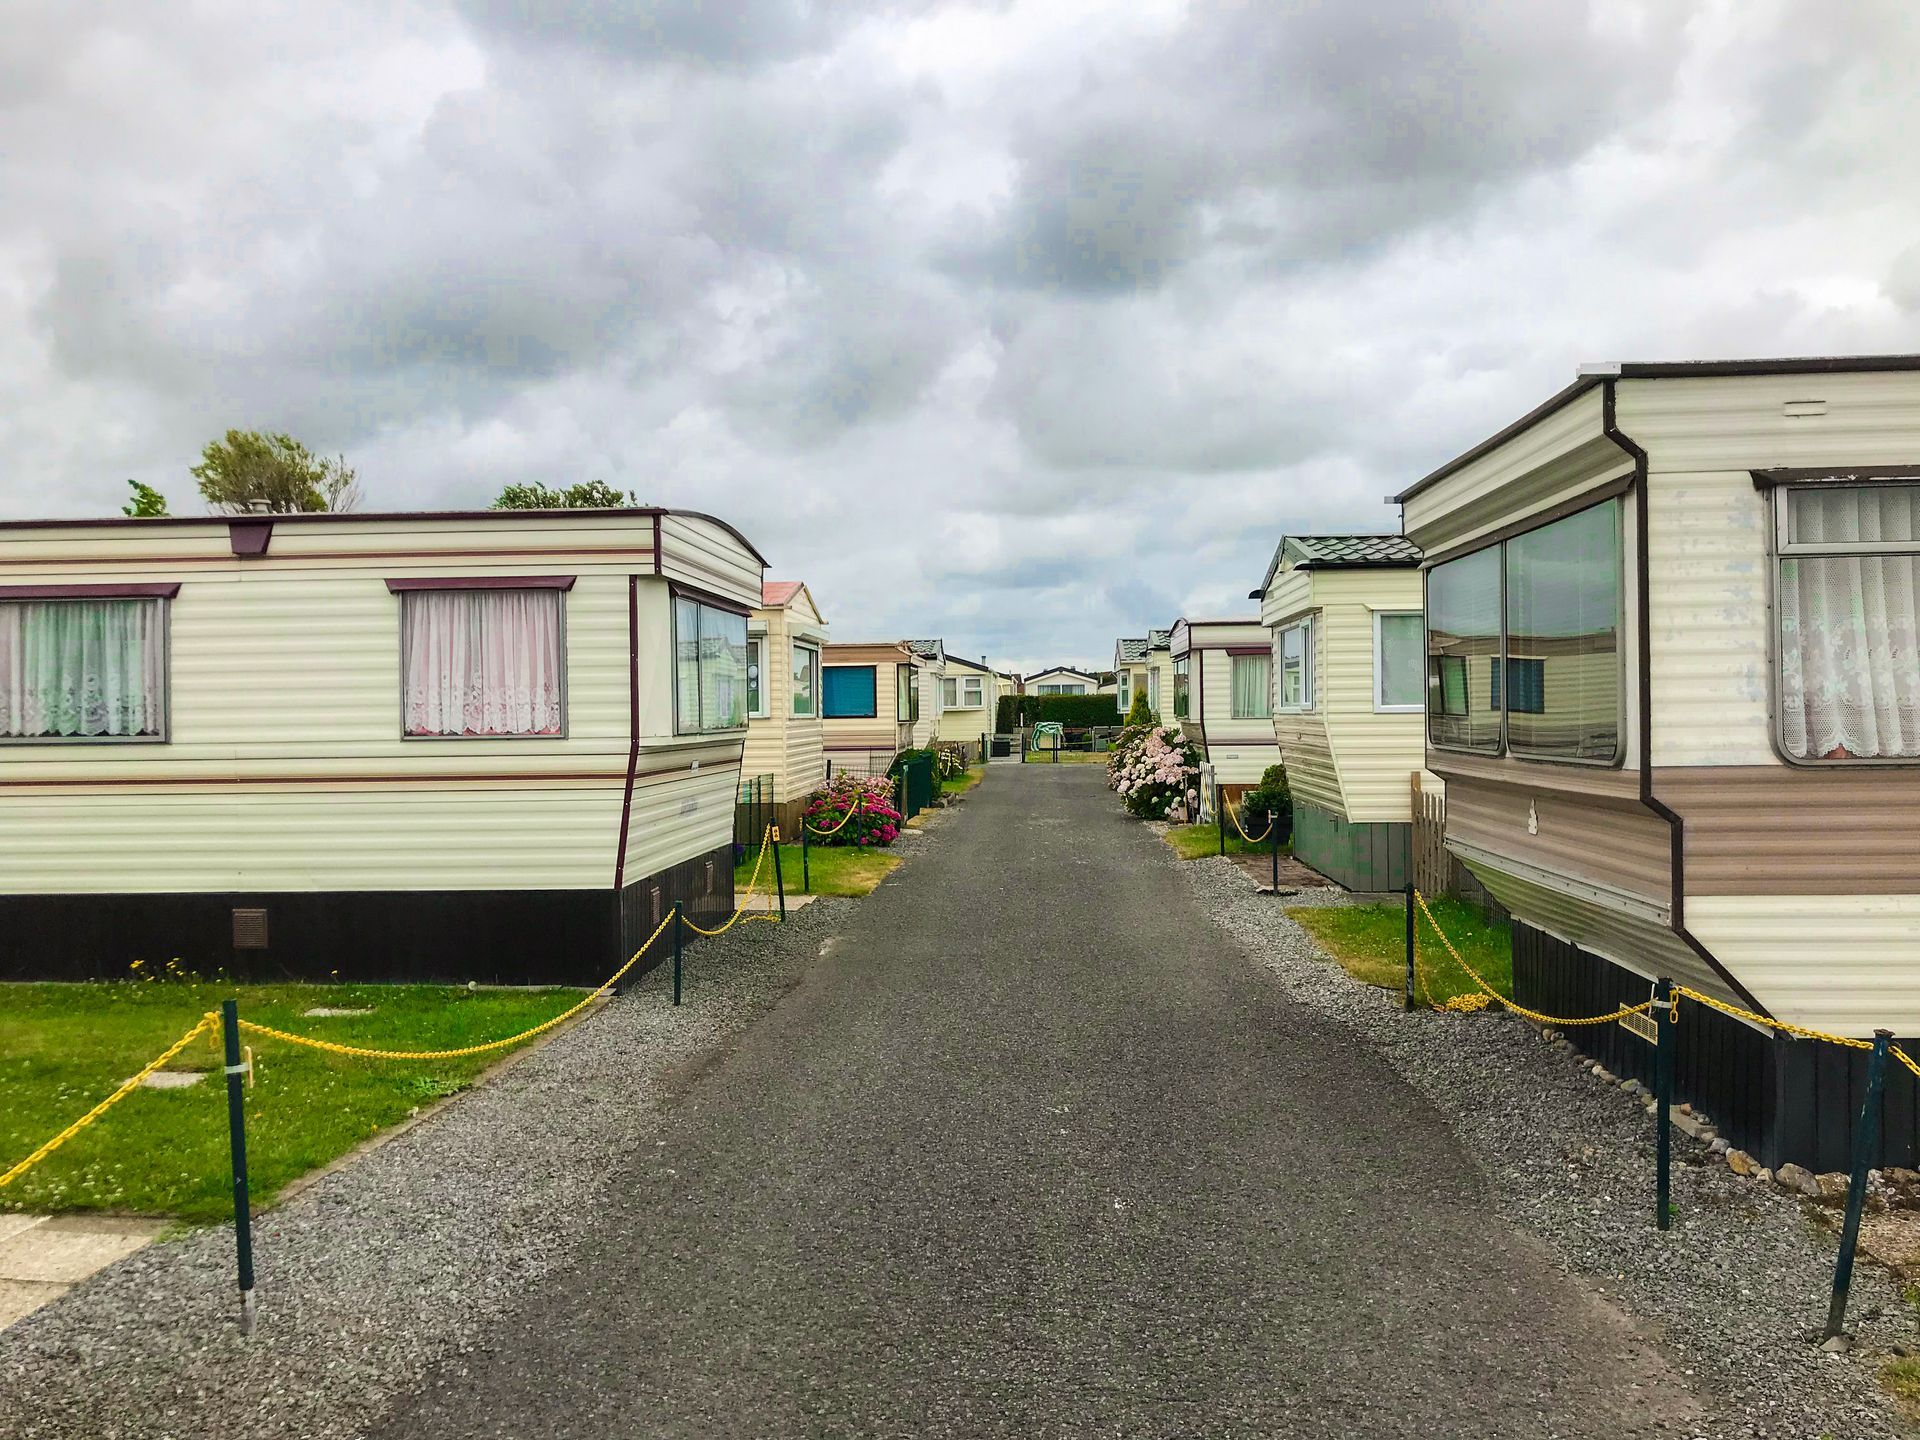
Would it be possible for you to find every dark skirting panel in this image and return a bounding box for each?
[1512,921,1920,1171]
[0,840,739,989]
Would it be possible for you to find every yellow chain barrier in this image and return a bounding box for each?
[1413,890,1651,1026]
[1894,1045,1920,1083]
[1670,984,1875,1050]
[1,1012,217,1189]
[680,824,781,937]
[1222,793,1274,845]
[804,795,867,839]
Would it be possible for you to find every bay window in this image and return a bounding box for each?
[398,584,565,738]
[791,641,819,717]
[674,594,748,734]
[1425,497,1622,763]
[1275,620,1312,711]
[1374,611,1424,712]
[1776,481,1920,761]
[0,593,170,741]
[1231,653,1272,719]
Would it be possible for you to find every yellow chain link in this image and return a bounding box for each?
[1670,984,1874,1050]
[1894,1045,1920,1082]
[1413,890,1649,1026]
[805,784,885,839]
[241,905,682,1062]
[681,824,782,936]
[1222,793,1274,845]
[1,1013,217,1189]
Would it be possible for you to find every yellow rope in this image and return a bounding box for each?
[1413,890,1649,1026]
[1,1013,216,1188]
[1222,793,1274,844]
[681,824,782,936]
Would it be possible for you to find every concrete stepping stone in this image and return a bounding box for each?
[137,1070,208,1090]
[304,1007,374,1017]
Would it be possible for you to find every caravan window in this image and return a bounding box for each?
[791,641,819,718]
[673,595,748,734]
[402,589,564,738]
[1231,653,1273,719]
[1425,546,1502,753]
[1776,482,1920,761]
[0,596,169,741]
[1374,612,1424,711]
[1275,621,1312,711]
[746,636,768,719]
[822,665,877,718]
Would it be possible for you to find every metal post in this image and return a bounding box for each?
[773,826,787,921]
[1403,882,1416,1012]
[1655,977,1673,1231]
[672,904,683,1007]
[1826,1029,1891,1340]
[1217,783,1226,857]
[801,815,811,893]
[219,1000,257,1333]
[1270,807,1280,891]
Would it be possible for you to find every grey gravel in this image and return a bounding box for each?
[0,897,850,1440]
[1181,851,1915,1438]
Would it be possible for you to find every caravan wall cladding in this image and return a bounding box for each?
[0,510,764,986]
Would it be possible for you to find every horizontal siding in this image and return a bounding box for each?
[1618,370,1920,475]
[1644,468,1773,767]
[742,605,827,805]
[1661,765,1920,896]
[623,762,740,887]
[1446,776,1670,903]
[1314,570,1423,824]
[1688,894,1920,1037]
[658,513,762,610]
[1273,711,1341,815]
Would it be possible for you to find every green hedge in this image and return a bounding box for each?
[1024,694,1121,729]
[995,695,1020,732]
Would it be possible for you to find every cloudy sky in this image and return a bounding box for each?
[3,1,1916,673]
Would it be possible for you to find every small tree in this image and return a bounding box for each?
[192,431,359,514]
[121,480,169,518]
[1124,691,1152,726]
[1242,763,1293,841]
[491,480,637,509]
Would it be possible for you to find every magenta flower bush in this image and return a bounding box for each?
[1106,723,1202,820]
[804,774,904,847]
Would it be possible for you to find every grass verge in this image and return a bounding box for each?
[1162,823,1272,860]
[735,843,899,897]
[1021,749,1108,765]
[1287,898,1513,1007]
[1882,1358,1920,1423]
[941,766,984,797]
[0,980,582,1221]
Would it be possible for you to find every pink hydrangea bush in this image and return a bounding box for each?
[805,774,904,847]
[1106,724,1201,819]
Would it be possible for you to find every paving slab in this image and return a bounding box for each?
[0,1281,68,1333]
[0,1216,165,1287]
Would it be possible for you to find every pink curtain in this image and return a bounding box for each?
[403,590,563,736]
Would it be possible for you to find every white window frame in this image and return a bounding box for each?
[1372,610,1425,713]
[1116,670,1131,711]
[790,639,819,719]
[1229,652,1273,721]
[941,676,960,708]
[1275,618,1314,713]
[747,633,770,719]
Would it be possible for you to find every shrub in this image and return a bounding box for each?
[1240,762,1293,841]
[995,695,1020,732]
[803,774,903,847]
[1124,691,1152,726]
[1106,724,1202,820]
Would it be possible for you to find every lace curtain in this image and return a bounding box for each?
[1231,654,1271,719]
[1779,486,1920,759]
[403,590,563,737]
[0,599,164,738]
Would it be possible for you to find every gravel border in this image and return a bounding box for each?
[1176,850,1915,1438]
[0,889,872,1440]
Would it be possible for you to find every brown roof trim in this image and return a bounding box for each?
[385,575,576,593]
[1395,377,1602,505]
[667,579,751,617]
[0,506,771,567]
[0,581,181,600]
[1752,464,1920,488]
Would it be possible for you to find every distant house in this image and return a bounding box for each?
[1168,617,1283,792]
[1113,628,1174,720]
[1396,354,1920,1170]
[743,581,829,834]
[1024,666,1100,695]
[939,653,1000,756]
[820,640,921,773]
[1251,534,1425,890]
[0,507,765,985]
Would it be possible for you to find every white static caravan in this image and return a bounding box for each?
[0,508,764,986]
[1253,535,1426,892]
[1025,666,1100,695]
[1167,619,1282,791]
[939,653,999,758]
[1397,355,1920,1170]
[904,639,947,747]
[744,581,829,835]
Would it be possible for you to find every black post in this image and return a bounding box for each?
[1052,731,1059,763]
[219,1000,257,1333]
[1826,1029,1891,1340]
[773,827,787,920]
[1270,807,1280,891]
[1655,977,1673,1231]
[1403,883,1416,1012]
[801,815,811,893]
[1217,783,1226,856]
[672,904,683,1007]
[825,759,832,783]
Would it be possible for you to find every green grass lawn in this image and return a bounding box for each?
[1286,898,1512,1007]
[1162,823,1275,860]
[1022,748,1107,764]
[735,843,899,897]
[0,980,584,1221]
[940,766,984,796]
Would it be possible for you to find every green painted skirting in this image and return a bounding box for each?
[1292,802,1410,892]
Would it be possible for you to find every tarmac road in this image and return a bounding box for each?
[370,763,1701,1438]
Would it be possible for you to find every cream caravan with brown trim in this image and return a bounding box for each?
[1168,618,1281,790]
[1397,355,1920,1170]
[821,640,919,773]
[0,508,765,986]
[744,580,829,833]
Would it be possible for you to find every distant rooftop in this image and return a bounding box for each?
[761,580,804,608]
[1255,533,1422,597]
[904,639,944,660]
[1115,637,1148,663]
